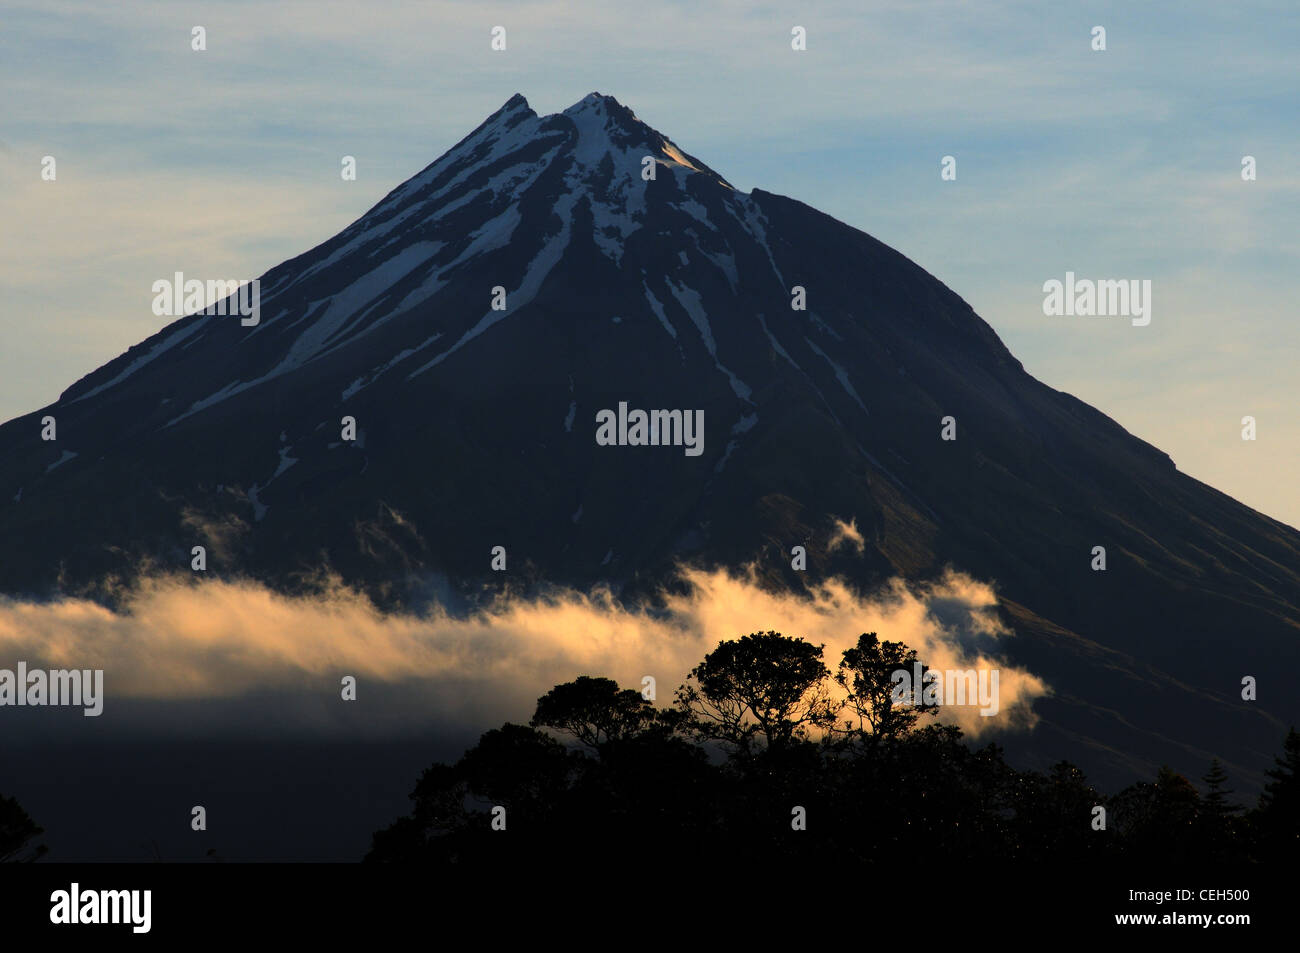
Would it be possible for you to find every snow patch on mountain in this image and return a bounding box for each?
[278,241,440,372]
[666,280,753,402]
[676,196,710,224]
[46,450,78,473]
[713,411,760,474]
[805,336,869,415]
[347,331,445,395]
[562,94,646,264]
[372,95,540,219]
[394,205,523,312]
[758,313,801,371]
[660,142,701,173]
[272,446,299,480]
[727,196,786,289]
[70,317,209,403]
[166,379,253,428]
[407,192,580,378]
[247,483,268,522]
[643,282,677,340]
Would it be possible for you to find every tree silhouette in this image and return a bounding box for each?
[675,631,839,756]
[1198,758,1245,861]
[0,792,46,862]
[1255,726,1300,859]
[1203,758,1240,817]
[367,723,574,863]
[530,675,663,750]
[836,631,937,740]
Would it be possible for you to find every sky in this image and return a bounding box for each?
[2,0,1298,526]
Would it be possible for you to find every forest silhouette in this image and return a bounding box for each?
[367,631,1300,866]
[3,630,1296,865]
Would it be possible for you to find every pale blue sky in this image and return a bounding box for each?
[2,0,1297,524]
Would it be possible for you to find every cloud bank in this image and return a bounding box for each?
[0,567,1048,740]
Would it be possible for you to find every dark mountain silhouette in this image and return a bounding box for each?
[1,93,1297,792]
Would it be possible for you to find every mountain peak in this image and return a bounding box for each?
[561,91,637,126]
[56,90,761,411]
[565,90,621,111]
[557,92,732,190]
[477,91,537,132]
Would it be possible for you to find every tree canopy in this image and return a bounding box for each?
[367,630,1297,867]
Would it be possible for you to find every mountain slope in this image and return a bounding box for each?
[2,92,1298,792]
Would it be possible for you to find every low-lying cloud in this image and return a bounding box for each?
[0,566,1048,741]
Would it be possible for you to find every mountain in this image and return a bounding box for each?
[2,92,1298,792]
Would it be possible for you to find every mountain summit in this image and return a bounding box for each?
[3,94,1299,790]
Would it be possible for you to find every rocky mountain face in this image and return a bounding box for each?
[2,92,1297,791]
